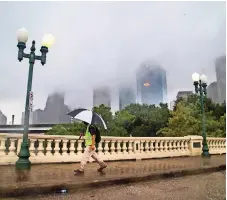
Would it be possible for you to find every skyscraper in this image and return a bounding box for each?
[21,111,34,125]
[44,92,71,124]
[119,86,136,110]
[169,100,175,110]
[21,92,71,124]
[93,87,111,108]
[207,82,219,104]
[136,62,167,105]
[176,91,193,99]
[0,110,7,125]
[215,55,226,103]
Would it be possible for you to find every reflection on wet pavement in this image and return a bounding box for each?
[0,155,225,190]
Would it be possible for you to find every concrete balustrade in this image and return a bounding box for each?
[207,138,226,155]
[0,133,225,165]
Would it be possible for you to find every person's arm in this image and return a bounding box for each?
[92,135,96,147]
[79,132,84,140]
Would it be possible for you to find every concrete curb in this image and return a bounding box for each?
[0,164,225,198]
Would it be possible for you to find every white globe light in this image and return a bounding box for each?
[41,34,55,48]
[200,74,208,83]
[192,72,200,82]
[17,28,28,43]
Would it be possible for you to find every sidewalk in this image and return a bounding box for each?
[0,155,225,198]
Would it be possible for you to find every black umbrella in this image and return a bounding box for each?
[68,108,107,129]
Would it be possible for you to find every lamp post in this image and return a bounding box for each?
[192,72,210,157]
[16,28,54,170]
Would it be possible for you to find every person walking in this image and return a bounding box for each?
[74,122,107,174]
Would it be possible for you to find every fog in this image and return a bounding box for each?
[0,1,225,124]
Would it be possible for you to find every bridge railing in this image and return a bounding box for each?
[0,134,225,165]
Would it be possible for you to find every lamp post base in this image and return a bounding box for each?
[15,142,31,170]
[202,142,210,157]
[202,151,210,157]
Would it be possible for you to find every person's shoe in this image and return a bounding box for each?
[74,169,84,175]
[97,164,107,172]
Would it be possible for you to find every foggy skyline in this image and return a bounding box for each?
[0,1,225,124]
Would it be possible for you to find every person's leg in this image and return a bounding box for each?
[74,146,91,173]
[91,150,107,172]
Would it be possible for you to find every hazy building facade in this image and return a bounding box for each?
[21,111,34,125]
[0,110,7,125]
[21,93,71,124]
[176,91,193,99]
[119,86,136,110]
[207,82,219,104]
[215,55,226,103]
[43,93,71,124]
[93,87,111,108]
[169,100,175,110]
[136,62,167,105]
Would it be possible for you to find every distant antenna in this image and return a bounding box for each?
[12,115,15,125]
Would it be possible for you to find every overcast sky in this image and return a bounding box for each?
[0,1,226,124]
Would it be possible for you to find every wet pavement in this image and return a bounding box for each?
[0,155,225,197]
[5,171,226,200]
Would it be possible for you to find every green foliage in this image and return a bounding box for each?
[47,97,225,138]
[159,94,226,137]
[114,110,136,135]
[46,122,85,136]
[157,102,200,137]
[93,104,113,124]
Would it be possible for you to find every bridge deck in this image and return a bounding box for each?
[0,155,225,197]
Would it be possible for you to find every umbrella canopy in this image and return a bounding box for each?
[68,108,107,129]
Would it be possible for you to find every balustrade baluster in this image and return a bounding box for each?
[179,140,183,152]
[160,140,164,152]
[62,139,68,156]
[29,139,36,157]
[104,140,110,155]
[145,141,149,153]
[122,141,127,154]
[77,140,83,155]
[97,141,104,156]
[7,138,17,156]
[45,139,53,156]
[150,141,154,153]
[169,140,173,152]
[128,140,133,154]
[184,140,189,152]
[110,140,116,155]
[172,140,176,152]
[155,140,159,153]
[54,139,61,156]
[69,140,76,156]
[163,140,168,152]
[0,138,6,156]
[37,139,45,156]
[116,140,122,154]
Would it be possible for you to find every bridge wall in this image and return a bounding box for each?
[0,134,225,165]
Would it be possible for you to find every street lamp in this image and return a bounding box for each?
[192,72,210,157]
[16,28,54,170]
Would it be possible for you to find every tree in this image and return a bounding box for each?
[93,104,113,124]
[157,102,200,137]
[104,122,128,137]
[47,124,69,135]
[124,103,170,137]
[114,110,136,136]
[173,97,184,111]
[175,94,226,120]
[212,102,226,120]
[158,95,226,137]
[46,122,85,136]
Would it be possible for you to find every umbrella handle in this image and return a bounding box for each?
[79,133,83,140]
